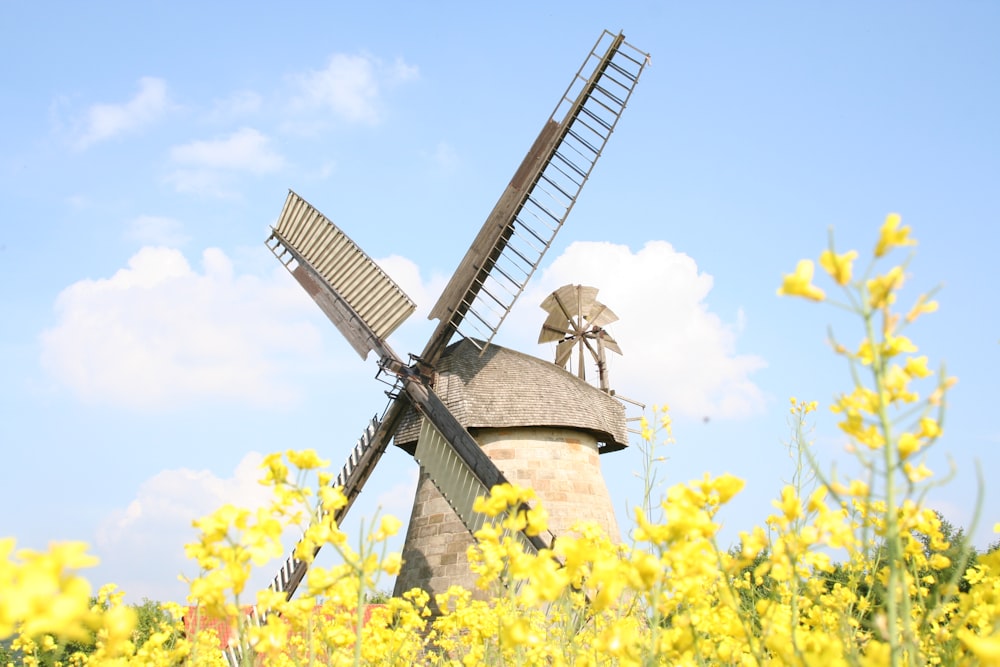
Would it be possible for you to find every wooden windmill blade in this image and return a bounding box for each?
[267,191,417,360]
[586,301,619,328]
[423,30,648,363]
[598,331,623,356]
[265,407,402,598]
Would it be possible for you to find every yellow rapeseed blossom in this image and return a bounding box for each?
[906,293,939,323]
[866,265,906,309]
[819,248,859,285]
[778,259,827,301]
[875,212,916,257]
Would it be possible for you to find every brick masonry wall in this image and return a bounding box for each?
[392,425,621,605]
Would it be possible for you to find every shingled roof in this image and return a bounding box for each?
[394,339,628,453]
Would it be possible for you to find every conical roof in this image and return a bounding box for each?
[394,339,628,453]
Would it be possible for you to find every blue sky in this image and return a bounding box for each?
[2,2,997,603]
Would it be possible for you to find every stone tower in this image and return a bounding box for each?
[391,339,628,601]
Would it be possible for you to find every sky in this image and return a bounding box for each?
[2,2,998,604]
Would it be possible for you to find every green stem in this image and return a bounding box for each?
[864,309,905,667]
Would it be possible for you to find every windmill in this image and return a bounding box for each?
[539,284,622,392]
[260,30,647,606]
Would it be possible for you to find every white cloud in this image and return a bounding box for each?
[501,241,767,420]
[166,127,285,197]
[94,452,277,602]
[40,246,324,410]
[290,53,419,124]
[75,77,169,149]
[376,254,447,353]
[98,453,271,547]
[125,215,190,246]
[170,127,284,173]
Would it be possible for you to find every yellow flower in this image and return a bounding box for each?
[917,416,942,440]
[370,515,402,542]
[707,473,746,504]
[958,630,1000,663]
[866,266,905,308]
[286,448,330,470]
[903,462,933,483]
[819,248,859,285]
[382,552,403,576]
[904,355,932,378]
[874,212,916,257]
[774,485,802,522]
[928,553,951,570]
[883,334,917,358]
[897,432,922,459]
[906,293,939,323]
[778,260,826,301]
[260,452,289,485]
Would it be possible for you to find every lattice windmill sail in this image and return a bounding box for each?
[539,284,623,392]
[260,30,647,609]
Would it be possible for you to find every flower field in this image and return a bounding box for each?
[3,218,999,666]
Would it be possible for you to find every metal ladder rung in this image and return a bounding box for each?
[597,69,632,96]
[480,265,521,297]
[474,281,511,311]
[513,217,550,249]
[555,138,599,173]
[550,149,589,180]
[464,284,508,322]
[535,173,574,207]
[544,154,586,189]
[605,58,640,83]
[523,193,563,225]
[591,82,626,109]
[582,93,622,125]
[516,203,560,238]
[517,206,561,239]
[571,115,611,147]
[507,225,546,261]
[612,47,646,70]
[489,256,528,290]
[578,104,614,132]
[566,126,604,156]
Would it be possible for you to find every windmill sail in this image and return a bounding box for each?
[266,407,403,599]
[405,382,555,555]
[267,191,416,360]
[424,30,648,361]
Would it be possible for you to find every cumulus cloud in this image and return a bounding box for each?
[40,246,323,410]
[501,241,766,420]
[166,127,285,196]
[289,53,419,125]
[95,452,275,602]
[170,127,284,173]
[75,76,170,149]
